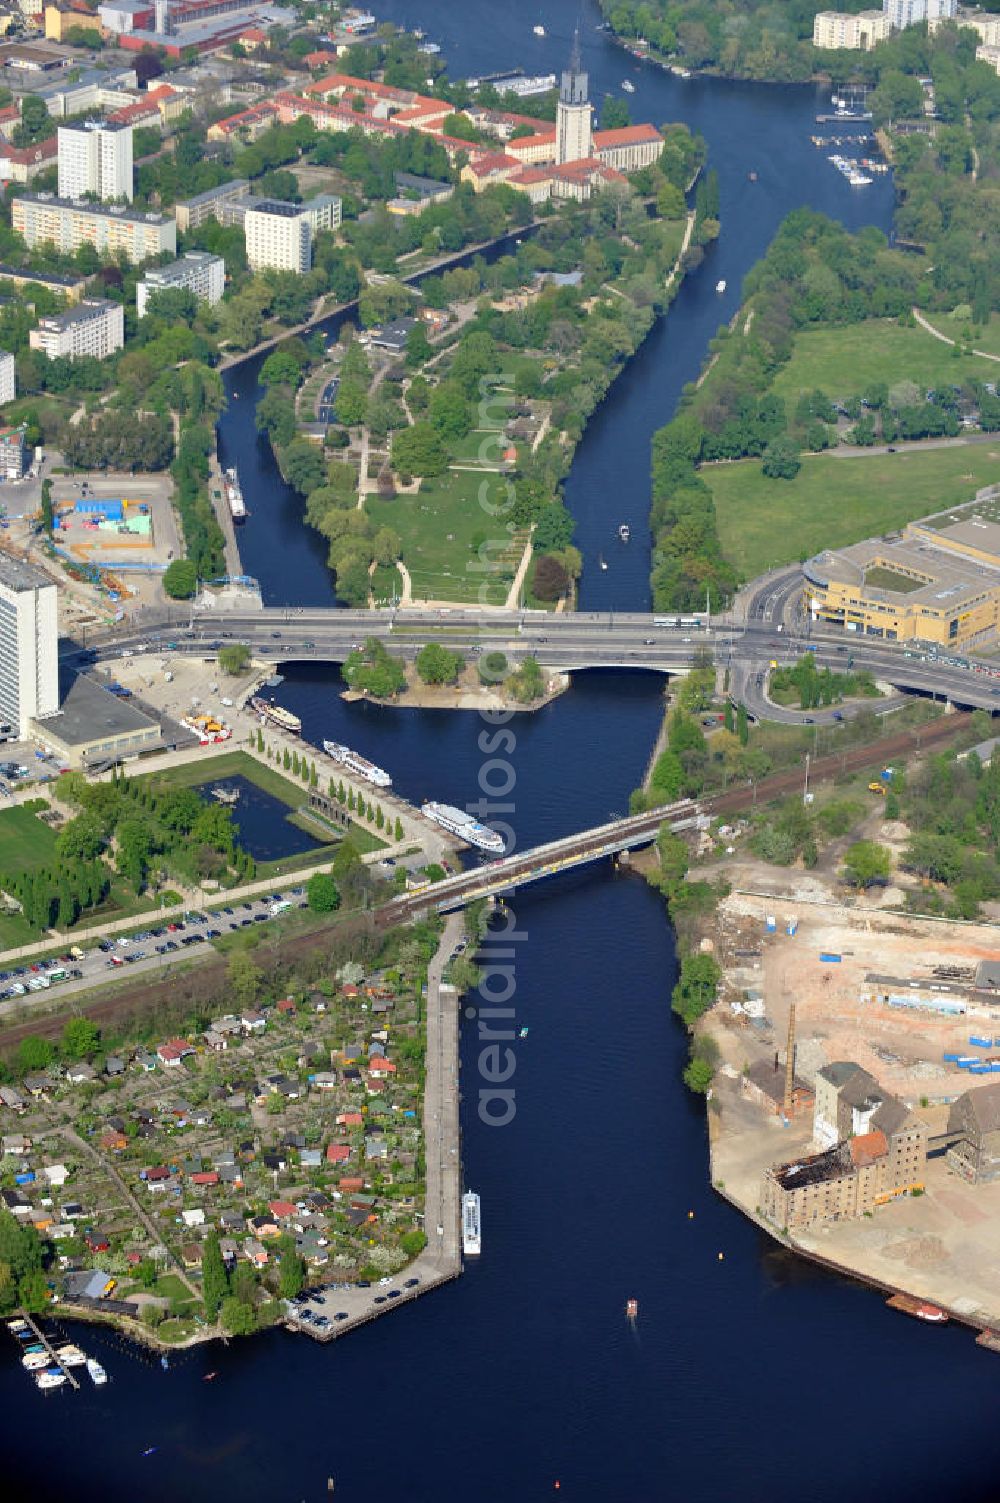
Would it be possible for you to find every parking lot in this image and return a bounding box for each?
[284,1267,429,1339]
[0,888,311,1013]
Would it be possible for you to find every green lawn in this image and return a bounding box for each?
[708,442,1000,577]
[0,805,57,871]
[448,429,513,465]
[770,319,1000,407]
[920,310,1000,360]
[366,470,519,604]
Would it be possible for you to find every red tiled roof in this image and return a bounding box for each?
[849,1129,888,1166]
[326,1143,351,1162]
[593,123,662,147]
[268,1199,296,1217]
[190,1171,219,1185]
[467,151,518,175]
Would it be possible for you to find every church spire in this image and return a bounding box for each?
[560,26,588,107]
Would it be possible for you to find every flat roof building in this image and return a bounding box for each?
[29,298,124,361]
[813,9,890,48]
[13,193,176,262]
[244,194,340,273]
[0,351,14,407]
[0,554,58,740]
[137,250,225,316]
[173,176,248,233]
[57,118,133,203]
[804,507,1000,649]
[38,670,161,767]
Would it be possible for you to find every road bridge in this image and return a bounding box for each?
[72,557,1000,725]
[378,798,703,920]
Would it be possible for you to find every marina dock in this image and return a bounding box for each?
[18,1314,80,1389]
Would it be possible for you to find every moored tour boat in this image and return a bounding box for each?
[626,1298,638,1320]
[223,467,246,523]
[323,740,392,788]
[248,697,302,736]
[463,1190,481,1255]
[421,801,504,854]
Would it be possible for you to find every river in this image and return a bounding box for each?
[5,7,997,1502]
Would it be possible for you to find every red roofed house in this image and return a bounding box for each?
[0,136,58,185]
[190,1170,220,1188]
[460,151,520,190]
[239,26,267,50]
[339,1175,364,1192]
[592,123,664,172]
[368,1058,397,1078]
[277,998,296,1015]
[268,1199,297,1219]
[207,102,279,143]
[326,1143,351,1164]
[337,1111,364,1128]
[157,1040,191,1068]
[107,98,162,130]
[0,105,20,142]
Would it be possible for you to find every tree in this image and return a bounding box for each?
[277,1233,305,1299]
[392,422,448,477]
[218,643,251,675]
[394,817,403,841]
[17,1036,54,1072]
[282,440,326,497]
[532,554,570,602]
[761,437,800,481]
[163,559,198,599]
[405,323,432,369]
[306,871,341,913]
[62,1018,99,1059]
[228,951,262,1009]
[201,1232,229,1320]
[842,840,891,889]
[671,953,721,1026]
[415,642,463,684]
[221,1295,256,1336]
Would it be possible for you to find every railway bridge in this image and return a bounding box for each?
[379,798,704,921]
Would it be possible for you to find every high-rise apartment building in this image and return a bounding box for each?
[0,555,59,740]
[0,352,14,407]
[57,119,133,202]
[244,195,341,273]
[137,251,225,316]
[29,299,125,361]
[13,195,176,262]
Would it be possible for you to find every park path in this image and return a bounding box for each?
[912,307,1000,364]
[504,533,534,610]
[396,558,412,606]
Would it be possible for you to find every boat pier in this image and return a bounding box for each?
[20,1313,80,1389]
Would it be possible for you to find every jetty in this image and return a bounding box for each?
[20,1313,80,1389]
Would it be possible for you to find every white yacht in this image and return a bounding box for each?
[421,802,504,854]
[86,1356,108,1386]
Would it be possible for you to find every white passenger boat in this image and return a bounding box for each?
[249,697,302,735]
[223,467,246,523]
[323,740,392,788]
[462,1190,481,1255]
[421,802,504,854]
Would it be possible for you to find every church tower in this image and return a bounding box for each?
[556,29,592,165]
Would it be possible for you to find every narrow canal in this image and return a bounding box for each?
[4,7,996,1502]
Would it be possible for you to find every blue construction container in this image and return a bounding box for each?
[970,1035,993,1048]
[74,497,122,520]
[969,1064,992,1074]
[956,1057,980,1067]
[819,952,842,963]
[943,1052,964,1062]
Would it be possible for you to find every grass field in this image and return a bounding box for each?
[920,310,1000,360]
[366,470,518,604]
[708,442,1000,577]
[0,805,57,872]
[770,319,1000,407]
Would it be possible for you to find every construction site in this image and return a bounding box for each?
[703,878,1000,1336]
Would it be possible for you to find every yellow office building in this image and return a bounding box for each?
[804,515,1000,648]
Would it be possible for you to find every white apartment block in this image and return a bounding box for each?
[0,352,14,407]
[244,195,341,273]
[813,9,891,48]
[57,120,133,203]
[13,195,176,262]
[0,555,58,740]
[884,0,956,27]
[137,251,226,317]
[29,299,125,362]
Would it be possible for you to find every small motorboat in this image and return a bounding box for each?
[37,1368,68,1390]
[86,1357,108,1386]
[533,24,545,36]
[519,1026,529,1038]
[716,279,727,293]
[622,80,635,93]
[599,554,608,571]
[618,524,630,542]
[626,1298,638,1320]
[748,170,758,182]
[203,1371,218,1382]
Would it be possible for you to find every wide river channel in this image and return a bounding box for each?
[5,5,996,1501]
